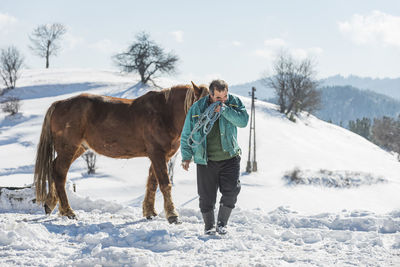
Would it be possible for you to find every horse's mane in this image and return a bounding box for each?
[161,88,171,103]
[161,84,208,114]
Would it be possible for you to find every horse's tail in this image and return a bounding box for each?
[34,103,56,204]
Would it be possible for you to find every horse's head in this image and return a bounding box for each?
[184,81,209,114]
[191,81,209,101]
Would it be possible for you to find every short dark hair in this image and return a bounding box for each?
[209,79,228,96]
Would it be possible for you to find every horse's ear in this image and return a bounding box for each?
[191,81,202,99]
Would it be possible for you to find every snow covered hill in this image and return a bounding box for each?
[0,69,399,266]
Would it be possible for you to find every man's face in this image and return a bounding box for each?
[210,89,228,104]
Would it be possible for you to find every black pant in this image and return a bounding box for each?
[196,156,241,213]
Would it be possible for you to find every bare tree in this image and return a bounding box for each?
[262,52,321,118]
[0,46,24,95]
[29,23,67,69]
[113,32,179,86]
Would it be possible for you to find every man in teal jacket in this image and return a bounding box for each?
[181,79,249,235]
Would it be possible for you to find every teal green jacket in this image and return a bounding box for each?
[180,94,249,165]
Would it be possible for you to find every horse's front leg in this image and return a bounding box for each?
[148,153,180,224]
[143,165,158,219]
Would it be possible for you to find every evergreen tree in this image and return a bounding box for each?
[348,117,371,140]
[371,116,400,159]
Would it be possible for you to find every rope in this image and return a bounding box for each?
[187,101,222,148]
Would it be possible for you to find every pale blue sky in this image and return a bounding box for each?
[1,0,399,84]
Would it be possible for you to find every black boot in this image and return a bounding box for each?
[217,205,232,235]
[202,210,216,235]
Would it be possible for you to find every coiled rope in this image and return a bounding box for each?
[187,101,222,148]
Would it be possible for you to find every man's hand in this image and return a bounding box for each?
[214,102,224,113]
[181,160,191,171]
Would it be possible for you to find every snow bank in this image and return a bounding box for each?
[283,168,387,188]
[0,205,399,266]
[2,184,399,266]
[0,186,39,213]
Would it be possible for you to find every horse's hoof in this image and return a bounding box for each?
[143,210,158,219]
[66,213,77,220]
[61,210,77,220]
[44,204,52,215]
[167,216,182,224]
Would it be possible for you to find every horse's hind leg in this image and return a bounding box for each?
[143,165,159,219]
[44,145,86,215]
[44,180,58,215]
[52,154,75,218]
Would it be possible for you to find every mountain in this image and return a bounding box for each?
[231,74,400,102]
[231,77,400,127]
[0,69,400,266]
[316,85,400,126]
[320,74,400,100]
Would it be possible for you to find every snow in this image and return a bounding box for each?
[0,69,399,266]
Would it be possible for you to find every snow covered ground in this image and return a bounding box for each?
[0,69,399,266]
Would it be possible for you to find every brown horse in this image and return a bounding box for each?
[34,82,209,224]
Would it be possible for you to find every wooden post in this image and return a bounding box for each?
[246,102,253,173]
[252,87,257,171]
[246,87,257,172]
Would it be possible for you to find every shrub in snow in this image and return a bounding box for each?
[283,168,386,188]
[286,168,301,183]
[82,150,96,174]
[1,96,20,116]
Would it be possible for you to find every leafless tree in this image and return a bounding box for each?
[82,151,97,174]
[262,52,321,118]
[113,32,179,86]
[0,46,24,94]
[29,23,67,69]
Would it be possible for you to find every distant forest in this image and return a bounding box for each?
[315,85,400,127]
